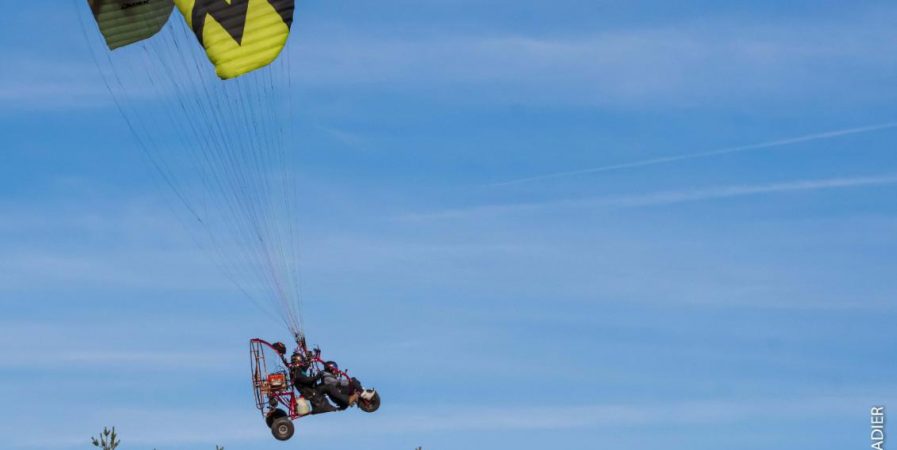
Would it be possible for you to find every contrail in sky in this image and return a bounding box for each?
[493,121,897,187]
[408,172,897,221]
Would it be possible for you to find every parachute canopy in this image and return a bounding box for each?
[80,0,305,336]
[173,0,295,79]
[88,0,175,50]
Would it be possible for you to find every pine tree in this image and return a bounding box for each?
[90,427,120,450]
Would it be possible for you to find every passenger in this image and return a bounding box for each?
[318,361,360,410]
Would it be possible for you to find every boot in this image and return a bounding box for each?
[312,399,337,414]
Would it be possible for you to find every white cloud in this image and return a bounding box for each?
[403,173,897,220]
[0,57,111,111]
[493,121,897,186]
[0,195,288,294]
[347,395,875,433]
[285,10,897,108]
[6,7,897,111]
[8,393,888,449]
[0,319,245,371]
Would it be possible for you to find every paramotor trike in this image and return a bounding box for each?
[250,338,381,441]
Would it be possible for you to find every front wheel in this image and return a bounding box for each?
[271,417,295,441]
[266,409,287,428]
[358,391,381,413]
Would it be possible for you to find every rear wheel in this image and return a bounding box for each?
[266,409,287,428]
[271,417,295,441]
[358,391,381,413]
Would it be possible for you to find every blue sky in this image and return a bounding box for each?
[2,1,897,449]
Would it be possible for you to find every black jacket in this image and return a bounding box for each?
[291,367,322,390]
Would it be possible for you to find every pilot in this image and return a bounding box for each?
[289,352,337,414]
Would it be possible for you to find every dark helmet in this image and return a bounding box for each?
[324,361,339,373]
[272,342,287,355]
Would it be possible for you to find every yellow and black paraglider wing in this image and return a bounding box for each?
[173,0,295,79]
[88,0,175,50]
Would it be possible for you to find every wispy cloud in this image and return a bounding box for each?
[0,320,243,371]
[592,173,897,207]
[0,57,111,112]
[0,197,264,292]
[493,121,897,186]
[346,395,872,434]
[313,122,369,149]
[9,393,882,449]
[0,350,233,372]
[406,173,897,220]
[7,7,897,112]
[286,9,897,109]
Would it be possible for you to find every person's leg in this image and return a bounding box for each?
[311,396,337,414]
[320,384,350,409]
[302,387,337,414]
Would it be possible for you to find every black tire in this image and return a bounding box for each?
[358,391,381,413]
[271,417,295,441]
[266,409,288,428]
